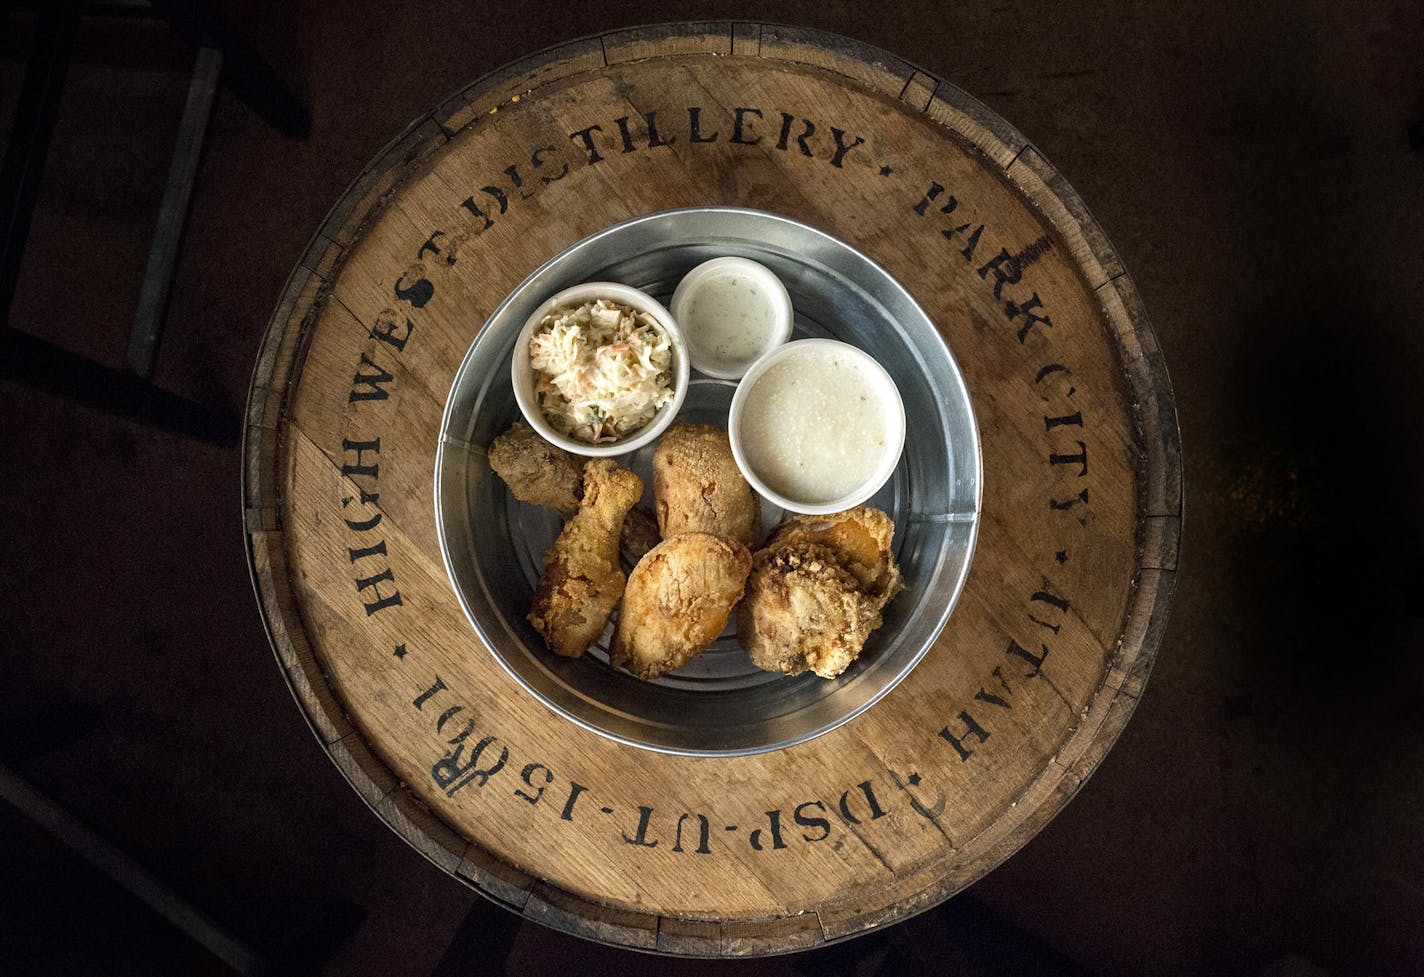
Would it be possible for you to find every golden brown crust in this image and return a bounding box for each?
[619,505,661,568]
[652,423,761,548]
[488,421,583,516]
[528,459,643,657]
[611,533,752,680]
[766,506,903,606]
[737,542,884,679]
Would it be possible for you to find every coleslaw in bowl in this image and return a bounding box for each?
[511,282,689,457]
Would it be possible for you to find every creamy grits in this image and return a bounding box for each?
[737,345,894,505]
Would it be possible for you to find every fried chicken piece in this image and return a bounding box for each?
[488,421,582,516]
[653,423,761,548]
[611,533,752,680]
[528,459,643,657]
[619,505,661,567]
[489,421,658,561]
[737,543,884,679]
[766,506,903,605]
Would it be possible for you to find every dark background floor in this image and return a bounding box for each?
[3,2,1423,975]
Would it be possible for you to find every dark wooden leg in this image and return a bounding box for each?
[2,329,241,446]
[0,0,78,327]
[0,701,104,762]
[429,897,525,977]
[265,900,367,977]
[126,44,222,380]
[146,0,311,138]
[2,2,241,446]
[1,759,362,976]
[0,762,271,976]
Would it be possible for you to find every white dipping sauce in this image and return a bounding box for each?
[671,256,792,379]
[737,344,897,506]
[682,270,774,372]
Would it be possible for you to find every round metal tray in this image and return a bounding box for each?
[435,208,981,756]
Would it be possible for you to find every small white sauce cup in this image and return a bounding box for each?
[670,256,793,379]
[729,338,906,515]
[510,282,689,457]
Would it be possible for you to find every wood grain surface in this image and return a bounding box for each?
[244,23,1181,955]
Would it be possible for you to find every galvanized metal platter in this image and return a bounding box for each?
[435,207,981,755]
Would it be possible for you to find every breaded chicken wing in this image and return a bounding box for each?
[652,423,761,548]
[737,542,884,679]
[765,506,903,605]
[488,421,582,515]
[489,421,660,563]
[611,533,752,680]
[528,459,643,657]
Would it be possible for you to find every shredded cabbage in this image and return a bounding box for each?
[529,298,673,443]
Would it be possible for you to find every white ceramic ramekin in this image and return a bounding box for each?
[510,282,689,457]
[728,338,906,515]
[669,256,792,379]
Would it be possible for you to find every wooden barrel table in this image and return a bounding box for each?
[244,24,1181,955]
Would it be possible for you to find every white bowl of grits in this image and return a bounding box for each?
[511,282,689,457]
[729,338,906,515]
